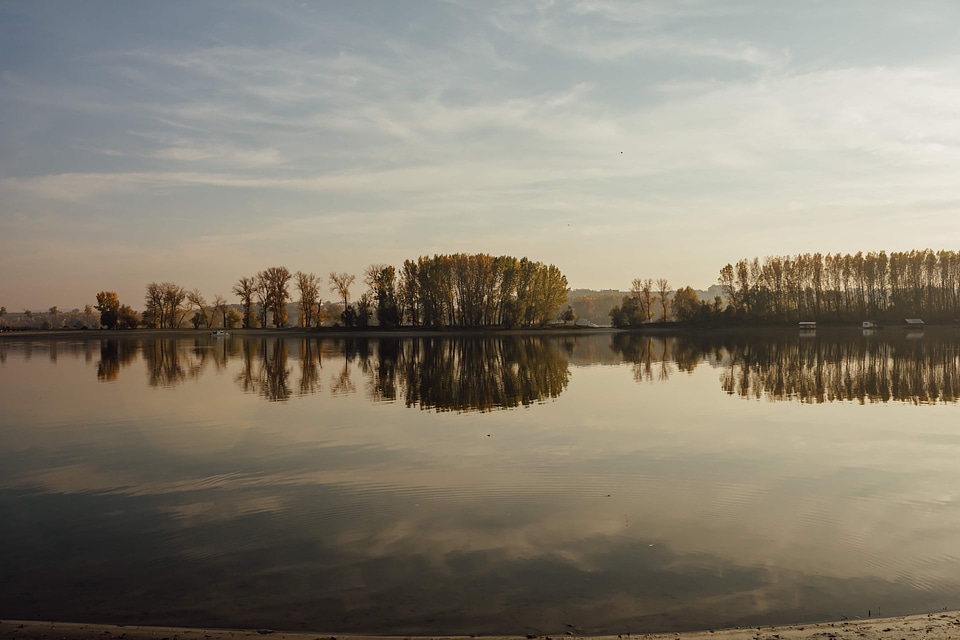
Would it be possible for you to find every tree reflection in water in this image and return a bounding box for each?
[308,336,571,411]
[609,333,706,382]
[87,335,571,409]
[368,338,400,402]
[393,337,570,412]
[139,337,239,387]
[297,338,322,396]
[718,336,960,404]
[611,332,960,405]
[81,332,960,406]
[96,339,139,382]
[328,338,360,396]
[235,338,292,402]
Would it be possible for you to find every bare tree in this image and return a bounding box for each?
[186,288,209,328]
[144,282,165,328]
[329,272,356,315]
[260,266,292,328]
[295,271,322,327]
[212,294,228,328]
[656,278,672,322]
[630,278,655,322]
[254,273,270,328]
[232,277,257,328]
[161,283,187,328]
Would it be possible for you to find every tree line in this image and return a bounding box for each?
[717,249,960,323]
[19,247,958,331]
[0,305,101,332]
[610,249,960,327]
[81,253,569,330]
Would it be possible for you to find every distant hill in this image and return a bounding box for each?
[568,289,625,298]
[700,284,725,302]
[565,290,626,326]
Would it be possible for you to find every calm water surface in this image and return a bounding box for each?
[2,332,960,634]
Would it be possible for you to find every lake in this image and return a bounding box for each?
[2,330,959,635]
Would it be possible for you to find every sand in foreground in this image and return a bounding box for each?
[3,614,960,640]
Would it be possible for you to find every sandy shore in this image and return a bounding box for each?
[4,614,960,640]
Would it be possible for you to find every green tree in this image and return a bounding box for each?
[224,307,243,329]
[365,264,400,327]
[608,294,644,327]
[672,287,701,323]
[95,291,121,329]
[118,304,139,329]
[355,292,373,327]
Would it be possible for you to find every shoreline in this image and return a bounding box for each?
[2,323,958,340]
[0,326,614,340]
[4,613,960,640]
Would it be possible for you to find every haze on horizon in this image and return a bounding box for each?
[3,0,960,312]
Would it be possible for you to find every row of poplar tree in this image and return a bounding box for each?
[104,253,569,330]
[718,249,960,323]
[610,249,960,327]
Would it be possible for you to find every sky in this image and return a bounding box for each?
[3,1,960,311]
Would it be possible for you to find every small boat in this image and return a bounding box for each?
[211,330,231,337]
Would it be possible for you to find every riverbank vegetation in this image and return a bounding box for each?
[1,253,570,332]
[6,249,960,332]
[611,249,960,327]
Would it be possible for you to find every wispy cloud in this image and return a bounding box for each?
[489,0,788,67]
[4,1,960,308]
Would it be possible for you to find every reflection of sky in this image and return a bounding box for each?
[2,336,960,633]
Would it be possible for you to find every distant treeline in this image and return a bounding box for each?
[0,305,100,332]
[718,249,960,323]
[79,253,569,331]
[610,249,960,327]
[11,248,959,332]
